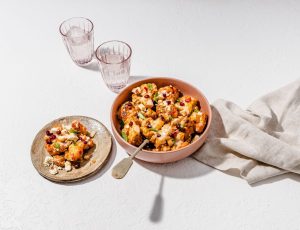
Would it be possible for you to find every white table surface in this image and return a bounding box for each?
[1,1,300,229]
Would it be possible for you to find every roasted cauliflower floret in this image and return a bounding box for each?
[45,141,68,156]
[122,120,143,146]
[156,85,180,102]
[45,143,60,156]
[71,120,87,134]
[132,94,154,109]
[190,111,207,133]
[118,101,137,122]
[132,83,158,97]
[53,155,65,167]
[140,118,157,140]
[151,117,165,130]
[154,124,172,148]
[65,142,84,162]
[172,141,189,150]
[175,96,197,116]
[156,100,178,121]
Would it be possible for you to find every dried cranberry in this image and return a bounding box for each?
[46,139,52,144]
[147,124,152,128]
[180,102,185,106]
[50,135,56,140]
[157,134,161,137]
[129,121,133,126]
[171,131,178,138]
[185,97,191,102]
[144,87,148,92]
[56,130,61,135]
[144,95,150,98]
[46,130,52,136]
[84,141,88,144]
[166,100,171,105]
[162,93,167,98]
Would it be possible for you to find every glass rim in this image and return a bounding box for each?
[59,17,94,37]
[95,40,132,65]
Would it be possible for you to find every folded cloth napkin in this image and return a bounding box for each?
[193,79,300,184]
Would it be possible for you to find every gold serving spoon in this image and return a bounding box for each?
[112,139,149,179]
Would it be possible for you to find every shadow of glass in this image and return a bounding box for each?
[60,137,117,186]
[80,59,99,72]
[149,176,164,223]
[128,75,148,84]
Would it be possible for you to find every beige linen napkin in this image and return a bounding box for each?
[193,80,300,184]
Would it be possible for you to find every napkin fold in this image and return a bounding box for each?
[193,79,300,184]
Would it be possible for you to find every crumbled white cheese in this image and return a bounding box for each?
[62,124,71,130]
[132,87,141,94]
[138,104,146,111]
[61,129,68,135]
[146,99,153,107]
[133,124,140,133]
[64,161,72,172]
[49,165,58,175]
[57,135,67,142]
[50,127,59,133]
[66,134,78,141]
[43,156,53,167]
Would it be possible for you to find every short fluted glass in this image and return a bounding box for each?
[95,40,132,93]
[59,17,94,66]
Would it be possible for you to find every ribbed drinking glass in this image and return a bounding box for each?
[95,40,132,93]
[59,17,94,66]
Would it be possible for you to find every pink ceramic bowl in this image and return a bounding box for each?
[110,77,212,163]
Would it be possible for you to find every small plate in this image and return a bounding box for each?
[31,116,112,183]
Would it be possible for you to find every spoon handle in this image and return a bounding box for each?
[130,139,149,159]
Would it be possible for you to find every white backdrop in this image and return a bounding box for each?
[1,1,300,229]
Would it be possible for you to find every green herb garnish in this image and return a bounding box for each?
[147,83,153,90]
[149,128,158,132]
[121,131,128,141]
[194,109,200,113]
[138,112,145,120]
[153,92,158,103]
[53,142,60,149]
[119,119,125,129]
[69,128,79,134]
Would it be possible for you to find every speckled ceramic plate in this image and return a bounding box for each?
[31,116,112,183]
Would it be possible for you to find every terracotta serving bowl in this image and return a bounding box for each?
[110,77,212,163]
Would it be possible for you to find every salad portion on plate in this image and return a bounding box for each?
[43,120,96,175]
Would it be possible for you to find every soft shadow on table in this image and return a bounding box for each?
[135,156,213,179]
[149,175,164,223]
[128,75,148,84]
[61,138,117,186]
[80,59,99,72]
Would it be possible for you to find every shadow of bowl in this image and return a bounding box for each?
[135,154,213,179]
